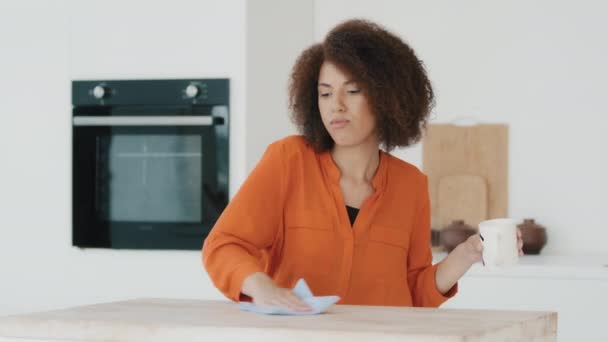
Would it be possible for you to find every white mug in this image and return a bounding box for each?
[478,218,519,269]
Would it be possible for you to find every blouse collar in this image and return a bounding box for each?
[319,149,389,192]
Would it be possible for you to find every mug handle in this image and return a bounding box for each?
[480,233,499,267]
[480,234,485,266]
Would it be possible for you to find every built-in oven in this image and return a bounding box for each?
[72,79,229,250]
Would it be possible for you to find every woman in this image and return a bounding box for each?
[202,19,522,311]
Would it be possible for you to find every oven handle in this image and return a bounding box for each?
[72,116,215,126]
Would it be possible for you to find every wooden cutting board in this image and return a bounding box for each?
[422,124,508,230]
[437,174,487,229]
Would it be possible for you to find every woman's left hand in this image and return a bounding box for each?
[457,228,525,266]
[516,228,524,256]
[437,228,526,293]
[458,234,483,265]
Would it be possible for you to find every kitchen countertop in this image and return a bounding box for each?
[433,252,608,280]
[0,298,557,342]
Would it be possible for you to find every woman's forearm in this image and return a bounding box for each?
[435,244,477,294]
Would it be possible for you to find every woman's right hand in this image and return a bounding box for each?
[241,272,311,312]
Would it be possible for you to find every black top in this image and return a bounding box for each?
[346,205,360,226]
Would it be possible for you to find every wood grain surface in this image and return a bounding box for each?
[0,298,557,342]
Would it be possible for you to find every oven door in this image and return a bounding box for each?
[72,110,228,250]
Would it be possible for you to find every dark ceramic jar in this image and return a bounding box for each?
[518,219,547,254]
[439,220,477,252]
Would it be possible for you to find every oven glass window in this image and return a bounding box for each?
[96,134,202,223]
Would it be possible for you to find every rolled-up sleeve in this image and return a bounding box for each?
[202,141,286,302]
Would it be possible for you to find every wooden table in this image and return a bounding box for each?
[0,298,557,341]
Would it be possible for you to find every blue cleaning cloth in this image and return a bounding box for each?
[238,278,340,315]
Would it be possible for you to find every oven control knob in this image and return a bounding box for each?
[185,84,199,98]
[92,85,109,99]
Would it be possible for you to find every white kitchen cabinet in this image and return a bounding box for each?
[434,254,608,341]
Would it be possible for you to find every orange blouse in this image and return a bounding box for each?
[202,135,457,307]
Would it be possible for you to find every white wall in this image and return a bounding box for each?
[315,0,608,256]
[245,0,314,171]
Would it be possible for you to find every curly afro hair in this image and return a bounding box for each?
[289,19,435,152]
